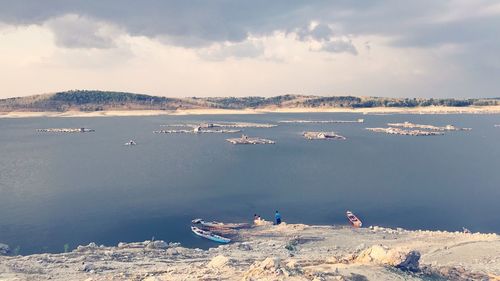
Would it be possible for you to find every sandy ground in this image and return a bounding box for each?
[1,224,498,281]
[1,105,500,118]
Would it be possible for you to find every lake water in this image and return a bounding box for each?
[0,113,499,254]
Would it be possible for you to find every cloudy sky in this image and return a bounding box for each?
[0,0,499,98]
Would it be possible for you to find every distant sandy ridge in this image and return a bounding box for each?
[1,105,500,118]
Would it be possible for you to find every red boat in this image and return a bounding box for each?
[346,211,362,228]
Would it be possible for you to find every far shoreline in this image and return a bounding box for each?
[1,105,500,118]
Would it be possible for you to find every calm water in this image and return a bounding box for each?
[0,113,499,254]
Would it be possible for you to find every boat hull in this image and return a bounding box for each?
[191,226,231,243]
[346,211,363,228]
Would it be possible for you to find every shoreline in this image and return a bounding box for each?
[1,105,500,118]
[1,224,498,280]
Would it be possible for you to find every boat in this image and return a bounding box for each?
[191,218,249,229]
[346,211,362,228]
[124,140,137,146]
[191,226,231,243]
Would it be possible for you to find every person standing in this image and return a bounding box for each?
[275,210,281,225]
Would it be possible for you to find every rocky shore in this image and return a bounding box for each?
[1,224,499,281]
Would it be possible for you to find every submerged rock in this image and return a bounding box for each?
[76,242,98,252]
[145,240,169,250]
[0,243,10,255]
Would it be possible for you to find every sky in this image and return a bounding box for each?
[0,0,499,99]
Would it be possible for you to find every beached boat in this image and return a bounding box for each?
[192,218,249,229]
[190,226,231,243]
[346,211,362,228]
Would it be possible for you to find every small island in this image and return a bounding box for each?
[162,122,276,128]
[36,128,95,133]
[303,131,347,140]
[226,135,275,145]
[280,119,364,124]
[387,122,471,131]
[366,127,444,136]
[154,122,276,134]
[207,122,276,128]
[154,127,241,134]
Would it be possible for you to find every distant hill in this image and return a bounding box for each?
[0,90,498,112]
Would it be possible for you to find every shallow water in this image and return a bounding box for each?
[0,113,499,254]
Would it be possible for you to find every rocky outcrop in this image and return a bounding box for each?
[242,257,285,280]
[207,255,231,269]
[354,245,420,272]
[396,251,420,272]
[421,265,496,281]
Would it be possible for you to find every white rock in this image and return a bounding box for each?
[355,245,420,271]
[207,255,230,269]
[259,257,280,270]
[355,243,366,252]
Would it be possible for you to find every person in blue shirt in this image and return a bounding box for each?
[275,210,281,225]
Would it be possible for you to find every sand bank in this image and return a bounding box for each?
[260,105,500,115]
[1,105,500,118]
[1,224,498,280]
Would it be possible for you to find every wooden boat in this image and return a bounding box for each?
[346,211,362,228]
[191,226,231,243]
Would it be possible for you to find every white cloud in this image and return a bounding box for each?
[197,39,264,61]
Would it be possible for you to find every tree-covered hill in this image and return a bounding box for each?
[0,90,199,112]
[0,90,498,112]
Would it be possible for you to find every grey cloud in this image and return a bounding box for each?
[296,24,335,41]
[390,15,500,48]
[321,39,357,55]
[0,0,497,49]
[44,14,118,49]
[0,0,309,47]
[296,23,357,55]
[0,0,499,96]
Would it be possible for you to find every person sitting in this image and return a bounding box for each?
[253,214,260,224]
[275,210,281,225]
[254,214,271,226]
